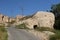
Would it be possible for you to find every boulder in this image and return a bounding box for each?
[15,11,55,29]
[32,11,55,29]
[25,11,55,29]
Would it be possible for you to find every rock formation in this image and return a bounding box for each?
[0,14,3,23]
[3,16,9,23]
[16,11,55,29]
[0,14,16,23]
[32,11,55,29]
[14,11,55,40]
[16,15,24,22]
[9,17,15,22]
[24,18,38,29]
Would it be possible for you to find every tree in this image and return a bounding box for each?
[50,3,60,17]
[50,3,60,30]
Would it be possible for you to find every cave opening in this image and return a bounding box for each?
[33,25,37,29]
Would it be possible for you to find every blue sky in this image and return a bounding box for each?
[0,0,60,17]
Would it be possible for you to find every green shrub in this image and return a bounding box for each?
[0,25,6,32]
[49,35,56,40]
[0,27,6,32]
[16,23,29,29]
[35,27,54,32]
[54,30,60,39]
[0,24,5,27]
[7,24,11,27]
[49,30,60,40]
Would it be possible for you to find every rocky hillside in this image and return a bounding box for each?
[15,11,55,29]
[0,14,16,23]
[15,11,56,40]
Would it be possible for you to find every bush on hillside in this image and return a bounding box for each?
[49,30,60,40]
[16,23,29,29]
[34,27,54,32]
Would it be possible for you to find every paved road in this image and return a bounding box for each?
[7,27,40,40]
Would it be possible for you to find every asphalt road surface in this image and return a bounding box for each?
[7,27,40,40]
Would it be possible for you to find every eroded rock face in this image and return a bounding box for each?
[16,15,25,22]
[9,17,15,22]
[32,11,55,28]
[3,16,9,23]
[25,11,55,29]
[0,14,9,23]
[0,14,3,23]
[14,11,55,40]
[25,18,38,29]
[15,11,55,29]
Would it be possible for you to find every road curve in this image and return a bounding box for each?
[7,27,40,40]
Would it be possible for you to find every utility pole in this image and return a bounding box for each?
[21,7,24,16]
[0,8,1,13]
[19,5,24,16]
[11,9,14,17]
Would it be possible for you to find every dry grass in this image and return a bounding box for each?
[0,25,8,40]
[0,32,8,40]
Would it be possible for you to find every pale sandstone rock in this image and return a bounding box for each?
[16,15,25,22]
[9,17,15,22]
[24,11,55,29]
[3,16,9,23]
[43,31,55,36]
[0,14,3,23]
[32,11,55,28]
[14,11,55,40]
[0,14,9,23]
[25,18,38,29]
[15,11,55,29]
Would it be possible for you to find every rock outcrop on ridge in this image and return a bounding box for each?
[16,11,55,29]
